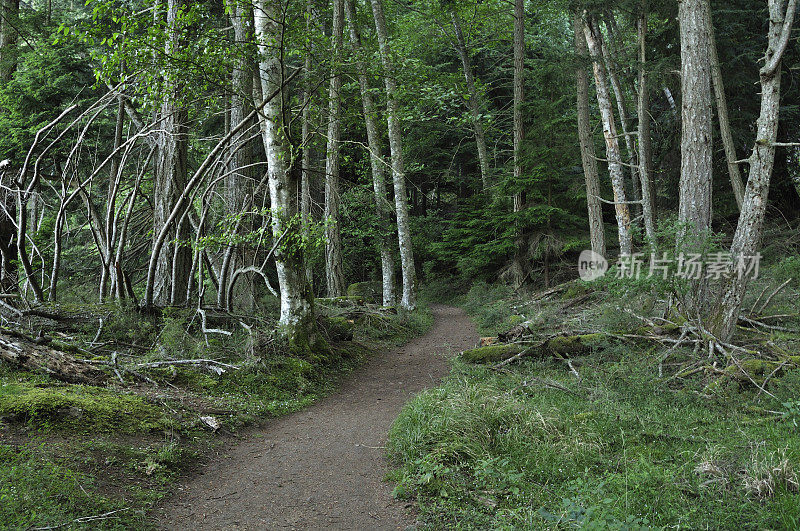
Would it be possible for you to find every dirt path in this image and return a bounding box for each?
[156,304,477,530]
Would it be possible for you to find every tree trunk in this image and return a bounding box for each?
[451,10,490,190]
[602,17,642,223]
[324,0,346,298]
[637,5,657,246]
[220,1,257,312]
[512,0,524,215]
[153,0,191,307]
[677,0,713,314]
[0,332,108,386]
[301,0,319,286]
[369,0,417,310]
[707,0,746,211]
[574,10,606,258]
[583,14,632,256]
[0,0,19,81]
[678,0,713,238]
[255,0,317,339]
[711,0,796,341]
[344,0,396,307]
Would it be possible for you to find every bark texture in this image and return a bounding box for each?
[678,0,713,237]
[370,0,417,310]
[220,1,257,311]
[574,10,606,258]
[344,0,396,306]
[255,0,316,337]
[153,0,191,307]
[637,6,656,245]
[712,0,796,341]
[583,13,632,256]
[324,0,346,298]
[707,1,746,210]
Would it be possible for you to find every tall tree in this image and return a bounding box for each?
[153,0,192,306]
[344,0,396,306]
[583,13,632,256]
[706,1,746,211]
[255,0,317,339]
[370,0,417,310]
[0,0,19,81]
[677,0,713,239]
[712,0,796,341]
[574,9,606,258]
[450,9,490,190]
[324,0,346,297]
[512,0,524,215]
[637,2,656,246]
[218,0,257,311]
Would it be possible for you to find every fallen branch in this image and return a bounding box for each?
[0,331,108,385]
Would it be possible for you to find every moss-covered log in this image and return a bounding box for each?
[461,333,606,364]
[0,332,108,385]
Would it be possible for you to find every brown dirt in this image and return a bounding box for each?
[156,304,477,530]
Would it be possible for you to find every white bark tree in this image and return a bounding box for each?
[574,10,606,258]
[370,0,417,310]
[255,0,317,339]
[583,13,633,256]
[344,0,396,306]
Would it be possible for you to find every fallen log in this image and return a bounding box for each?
[461,333,606,365]
[0,331,108,385]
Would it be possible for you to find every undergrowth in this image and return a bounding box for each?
[0,302,432,529]
[392,257,800,529]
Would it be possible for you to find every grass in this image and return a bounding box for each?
[391,263,800,529]
[0,303,433,530]
[388,352,800,529]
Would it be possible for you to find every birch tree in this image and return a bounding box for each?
[255,0,317,339]
[574,10,605,258]
[344,0,396,306]
[583,13,632,256]
[370,0,417,310]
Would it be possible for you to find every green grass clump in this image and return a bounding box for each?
[0,382,171,433]
[388,353,800,529]
[0,444,140,529]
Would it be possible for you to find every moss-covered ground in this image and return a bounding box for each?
[0,302,432,529]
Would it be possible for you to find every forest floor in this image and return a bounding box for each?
[155,304,477,529]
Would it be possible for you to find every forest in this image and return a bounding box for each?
[1,0,800,527]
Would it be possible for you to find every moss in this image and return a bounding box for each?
[562,283,589,300]
[0,383,171,433]
[318,315,355,342]
[544,334,604,357]
[346,281,382,304]
[461,344,524,364]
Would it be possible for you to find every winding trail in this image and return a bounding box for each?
[157,304,477,530]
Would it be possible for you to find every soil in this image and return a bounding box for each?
[156,304,477,530]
